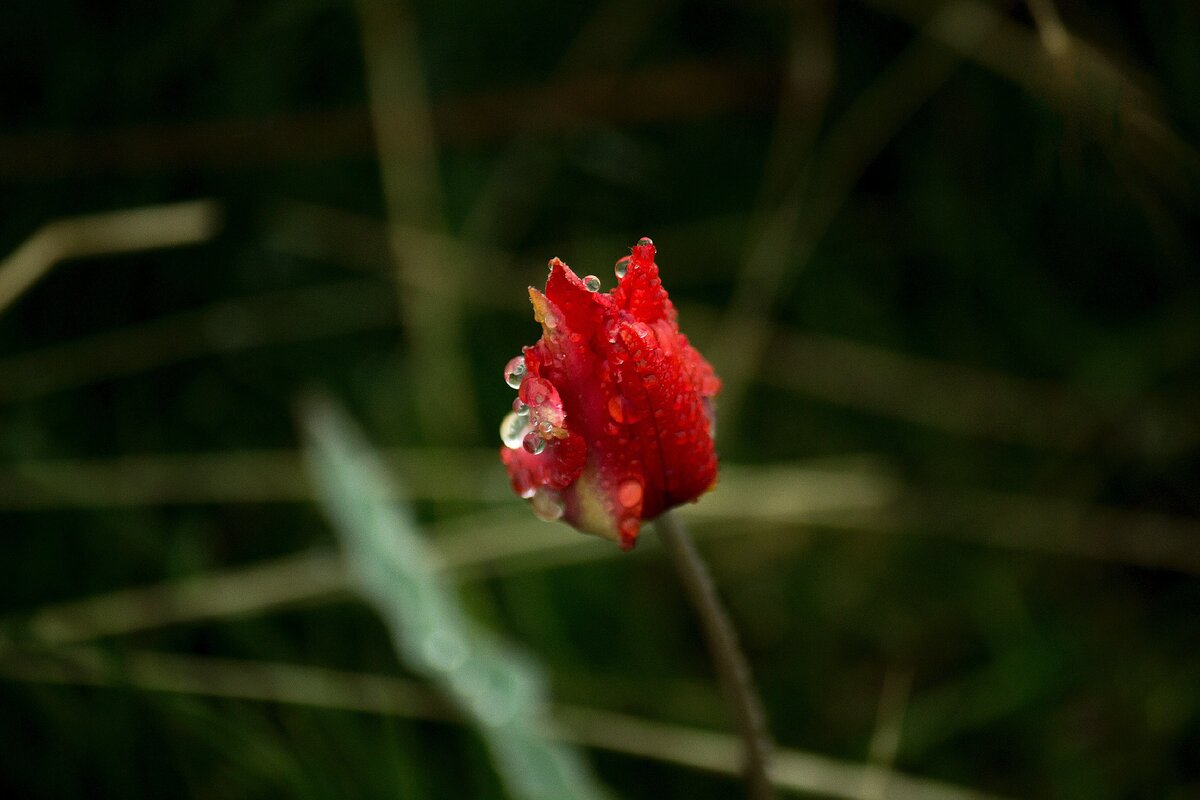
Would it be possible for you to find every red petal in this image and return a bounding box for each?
[500,431,587,496]
[500,239,719,550]
[545,258,608,338]
[612,238,677,325]
[609,319,717,520]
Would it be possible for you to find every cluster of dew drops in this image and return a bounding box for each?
[499,248,640,522]
[500,361,566,522]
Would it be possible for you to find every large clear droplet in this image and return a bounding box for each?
[530,488,565,521]
[503,356,527,389]
[500,410,530,449]
[512,398,528,414]
[522,431,545,455]
[617,479,643,509]
[636,236,653,247]
[614,256,631,279]
[583,274,601,292]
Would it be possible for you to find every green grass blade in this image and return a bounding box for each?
[299,394,612,800]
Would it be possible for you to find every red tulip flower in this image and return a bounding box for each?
[499,237,720,550]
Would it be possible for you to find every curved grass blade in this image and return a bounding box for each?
[299,394,611,800]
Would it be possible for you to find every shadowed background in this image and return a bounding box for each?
[1,0,1198,797]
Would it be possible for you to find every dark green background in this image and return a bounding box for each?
[1,0,1198,797]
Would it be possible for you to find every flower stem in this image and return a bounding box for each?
[655,511,777,800]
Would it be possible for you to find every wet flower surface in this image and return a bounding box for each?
[499,238,720,549]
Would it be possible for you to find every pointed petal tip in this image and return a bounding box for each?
[632,236,656,265]
[545,256,609,334]
[528,286,560,333]
[527,284,546,310]
[546,257,584,288]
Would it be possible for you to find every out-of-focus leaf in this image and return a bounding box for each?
[299,394,611,800]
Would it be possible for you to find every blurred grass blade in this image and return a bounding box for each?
[0,200,222,316]
[0,646,1010,800]
[299,395,611,800]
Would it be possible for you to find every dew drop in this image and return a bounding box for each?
[583,274,601,292]
[607,394,643,423]
[636,236,653,247]
[614,256,631,279]
[523,376,550,406]
[522,431,546,455]
[531,488,565,521]
[537,420,553,434]
[512,398,528,414]
[503,356,527,389]
[617,479,643,508]
[500,411,530,449]
[607,396,624,423]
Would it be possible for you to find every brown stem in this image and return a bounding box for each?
[656,511,777,800]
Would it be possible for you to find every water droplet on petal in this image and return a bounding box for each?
[617,479,643,508]
[512,398,528,414]
[531,488,565,521]
[522,431,546,455]
[607,393,643,423]
[503,356,527,389]
[636,236,653,247]
[607,396,624,423]
[523,376,551,406]
[583,274,601,292]
[614,256,630,279]
[537,420,553,434]
[500,411,530,449]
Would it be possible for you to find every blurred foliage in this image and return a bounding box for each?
[301,395,611,800]
[0,0,1198,798]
